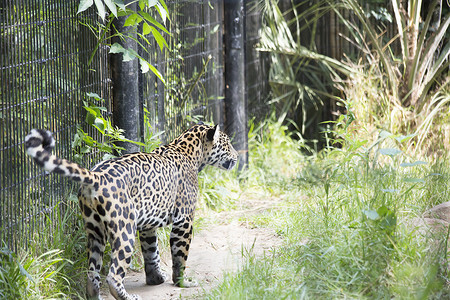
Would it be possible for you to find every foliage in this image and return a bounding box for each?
[0,247,32,299]
[77,0,170,82]
[330,0,450,153]
[72,92,161,162]
[0,201,86,299]
[257,0,353,136]
[206,117,450,299]
[258,0,450,154]
[390,0,450,107]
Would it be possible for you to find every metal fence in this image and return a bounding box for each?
[1,0,112,251]
[0,0,268,251]
[142,0,226,143]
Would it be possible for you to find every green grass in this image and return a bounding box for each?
[0,199,87,299]
[205,118,450,299]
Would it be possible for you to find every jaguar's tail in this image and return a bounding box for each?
[25,129,97,186]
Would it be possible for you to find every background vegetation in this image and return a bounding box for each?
[205,0,450,298]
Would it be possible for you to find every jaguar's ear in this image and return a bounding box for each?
[206,124,220,142]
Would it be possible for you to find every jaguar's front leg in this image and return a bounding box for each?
[170,217,198,287]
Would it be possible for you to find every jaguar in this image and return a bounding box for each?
[25,123,238,300]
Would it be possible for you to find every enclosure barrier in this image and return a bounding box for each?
[0,0,268,251]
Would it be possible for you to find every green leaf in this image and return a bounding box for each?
[84,106,101,117]
[151,26,168,51]
[363,209,379,220]
[110,43,137,61]
[103,0,118,17]
[94,117,106,133]
[93,0,106,21]
[18,261,33,282]
[124,13,143,27]
[404,178,425,183]
[102,153,117,160]
[381,188,399,193]
[148,63,165,84]
[114,0,126,11]
[83,135,95,146]
[109,42,125,54]
[429,173,442,177]
[122,49,136,61]
[376,205,389,217]
[155,3,167,23]
[117,8,133,17]
[80,146,90,154]
[210,24,220,34]
[380,213,397,231]
[139,58,150,73]
[139,0,145,11]
[86,92,101,100]
[142,22,151,35]
[77,0,93,14]
[379,130,393,139]
[157,0,169,19]
[400,161,427,167]
[395,133,417,143]
[378,148,402,156]
[139,11,170,34]
[147,0,158,7]
[85,112,95,126]
[139,58,165,84]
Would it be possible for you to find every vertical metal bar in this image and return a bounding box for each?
[224,0,248,171]
[157,53,166,144]
[111,0,140,154]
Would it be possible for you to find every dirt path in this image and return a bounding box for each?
[101,218,282,300]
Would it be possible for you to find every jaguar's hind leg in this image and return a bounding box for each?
[85,216,106,299]
[170,217,198,288]
[140,228,167,285]
[106,226,141,300]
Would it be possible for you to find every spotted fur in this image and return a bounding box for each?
[25,124,238,300]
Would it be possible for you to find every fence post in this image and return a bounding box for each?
[111,0,140,154]
[224,0,248,171]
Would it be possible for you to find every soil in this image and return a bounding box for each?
[101,212,282,300]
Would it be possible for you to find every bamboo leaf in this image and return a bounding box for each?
[124,13,143,26]
[114,0,126,11]
[139,11,170,34]
[142,22,151,35]
[151,26,168,51]
[147,0,158,7]
[157,0,169,19]
[93,0,106,21]
[148,63,165,85]
[77,0,93,14]
[103,0,118,17]
[138,0,145,11]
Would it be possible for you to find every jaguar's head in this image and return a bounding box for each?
[199,124,238,172]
